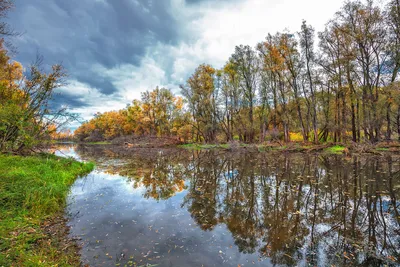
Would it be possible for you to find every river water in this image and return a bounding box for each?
[53,144,400,266]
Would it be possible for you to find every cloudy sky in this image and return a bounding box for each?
[8,0,346,129]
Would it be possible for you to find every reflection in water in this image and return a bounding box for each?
[55,144,400,266]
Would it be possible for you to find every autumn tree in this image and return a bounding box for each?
[141,87,182,136]
[0,48,71,152]
[230,45,259,143]
[299,21,318,143]
[386,0,400,139]
[181,64,218,143]
[75,87,187,142]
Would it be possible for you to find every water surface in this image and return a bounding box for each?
[54,145,400,266]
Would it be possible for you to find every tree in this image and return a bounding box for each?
[141,87,177,136]
[299,20,318,143]
[386,0,400,139]
[0,49,70,152]
[230,45,259,143]
[181,64,218,143]
[335,0,387,142]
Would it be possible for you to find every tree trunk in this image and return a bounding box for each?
[351,101,357,142]
[386,103,391,141]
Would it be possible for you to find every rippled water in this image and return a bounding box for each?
[53,144,400,266]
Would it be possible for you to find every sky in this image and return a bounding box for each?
[7,0,346,130]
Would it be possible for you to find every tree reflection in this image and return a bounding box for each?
[119,151,188,201]
[75,145,400,265]
[183,151,223,231]
[182,152,400,265]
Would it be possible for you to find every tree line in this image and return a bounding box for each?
[74,87,192,142]
[76,0,400,144]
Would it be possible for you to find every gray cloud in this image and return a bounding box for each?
[51,92,90,110]
[8,0,184,101]
[185,0,207,4]
[185,0,240,5]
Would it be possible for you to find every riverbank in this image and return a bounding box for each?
[62,138,400,155]
[0,153,94,266]
[178,141,400,155]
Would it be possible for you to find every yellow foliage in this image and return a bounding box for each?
[289,132,303,142]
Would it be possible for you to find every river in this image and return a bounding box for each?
[53,144,400,266]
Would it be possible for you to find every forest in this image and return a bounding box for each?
[75,0,400,145]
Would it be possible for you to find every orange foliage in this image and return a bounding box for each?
[74,87,191,142]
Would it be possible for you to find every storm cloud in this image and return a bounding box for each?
[8,0,184,97]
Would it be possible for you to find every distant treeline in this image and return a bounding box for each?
[75,87,190,142]
[75,0,400,144]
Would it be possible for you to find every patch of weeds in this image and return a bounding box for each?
[219,144,230,149]
[325,145,346,154]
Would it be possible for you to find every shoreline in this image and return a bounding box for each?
[56,140,400,155]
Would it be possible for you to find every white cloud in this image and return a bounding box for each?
[152,0,348,90]
[58,80,127,129]
[169,0,346,72]
[91,57,171,101]
[61,57,173,130]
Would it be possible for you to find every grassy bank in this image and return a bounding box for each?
[0,154,94,266]
[324,145,347,154]
[82,141,112,145]
[178,142,342,152]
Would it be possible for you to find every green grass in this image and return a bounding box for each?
[0,153,94,266]
[84,141,112,145]
[325,145,346,154]
[375,147,389,151]
[177,143,200,149]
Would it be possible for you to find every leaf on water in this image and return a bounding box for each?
[143,251,151,257]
